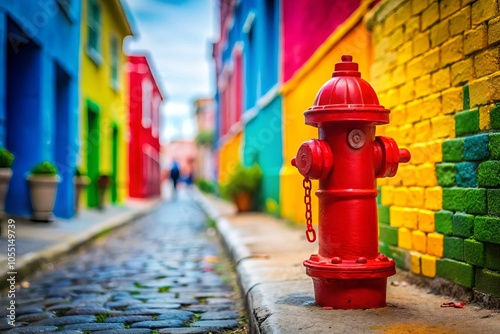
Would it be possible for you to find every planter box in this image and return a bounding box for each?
[0,168,12,213]
[74,176,90,214]
[26,174,60,222]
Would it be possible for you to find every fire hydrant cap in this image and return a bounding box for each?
[304,55,389,126]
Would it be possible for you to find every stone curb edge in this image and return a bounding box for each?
[0,200,161,290]
[193,190,262,334]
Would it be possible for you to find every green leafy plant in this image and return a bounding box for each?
[195,130,215,146]
[196,178,217,193]
[0,148,14,168]
[75,167,86,177]
[30,161,58,176]
[221,163,262,198]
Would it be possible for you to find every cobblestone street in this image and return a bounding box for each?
[1,190,245,333]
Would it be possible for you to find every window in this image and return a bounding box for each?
[152,95,161,138]
[142,78,153,128]
[87,0,101,64]
[110,36,119,89]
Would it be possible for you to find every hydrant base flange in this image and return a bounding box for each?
[303,257,396,280]
[304,256,396,308]
[310,277,389,309]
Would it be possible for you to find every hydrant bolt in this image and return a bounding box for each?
[292,55,411,309]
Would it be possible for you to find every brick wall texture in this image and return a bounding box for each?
[369,0,500,298]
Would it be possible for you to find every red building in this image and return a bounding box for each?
[127,55,164,198]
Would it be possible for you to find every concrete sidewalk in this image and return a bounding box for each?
[195,191,500,334]
[0,198,160,289]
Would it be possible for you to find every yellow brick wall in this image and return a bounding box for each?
[367,0,500,278]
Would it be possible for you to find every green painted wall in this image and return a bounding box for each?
[243,95,282,216]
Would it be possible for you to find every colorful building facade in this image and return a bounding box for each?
[79,0,133,208]
[213,0,282,212]
[0,0,81,218]
[127,55,164,198]
[367,0,500,298]
[194,97,216,182]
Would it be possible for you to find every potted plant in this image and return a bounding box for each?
[74,168,90,214]
[97,174,112,210]
[26,161,60,222]
[0,147,14,213]
[221,163,262,212]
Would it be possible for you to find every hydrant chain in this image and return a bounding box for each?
[303,177,316,243]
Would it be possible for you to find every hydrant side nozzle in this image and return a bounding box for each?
[399,149,411,163]
[373,136,411,178]
[293,139,333,179]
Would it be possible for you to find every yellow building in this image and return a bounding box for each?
[280,3,374,224]
[79,0,134,207]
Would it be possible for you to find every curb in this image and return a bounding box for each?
[0,200,161,290]
[194,190,500,334]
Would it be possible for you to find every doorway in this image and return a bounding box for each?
[86,102,100,207]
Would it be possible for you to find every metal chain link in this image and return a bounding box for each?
[302,177,316,243]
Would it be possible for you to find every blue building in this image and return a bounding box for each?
[213,0,282,214]
[0,0,81,218]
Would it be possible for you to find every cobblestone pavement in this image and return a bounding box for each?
[1,190,245,333]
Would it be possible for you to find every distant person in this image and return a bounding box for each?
[170,161,180,193]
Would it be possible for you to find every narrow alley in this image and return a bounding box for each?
[0,190,245,333]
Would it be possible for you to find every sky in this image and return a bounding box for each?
[123,0,218,143]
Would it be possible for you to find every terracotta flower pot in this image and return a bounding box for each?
[0,168,12,213]
[26,174,60,222]
[96,175,112,210]
[233,192,253,212]
[74,176,90,214]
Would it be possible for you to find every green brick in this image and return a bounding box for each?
[378,205,390,224]
[487,189,500,217]
[485,243,500,271]
[491,103,500,130]
[455,109,479,137]
[452,213,475,237]
[377,186,381,204]
[464,188,487,215]
[489,133,500,159]
[442,139,464,162]
[436,163,456,187]
[444,236,464,261]
[464,239,485,267]
[388,245,409,270]
[443,187,466,211]
[379,241,390,258]
[475,268,500,298]
[475,216,500,244]
[435,210,453,235]
[436,258,475,288]
[379,224,398,246]
[463,85,470,110]
[478,161,500,187]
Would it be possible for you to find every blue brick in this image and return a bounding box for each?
[455,162,478,188]
[464,134,490,161]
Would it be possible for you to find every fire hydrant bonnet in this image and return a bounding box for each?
[305,55,389,126]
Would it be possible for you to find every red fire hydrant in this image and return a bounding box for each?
[291,55,411,309]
